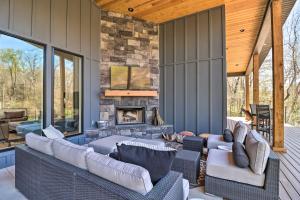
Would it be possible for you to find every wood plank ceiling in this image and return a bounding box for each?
[96,0,270,74]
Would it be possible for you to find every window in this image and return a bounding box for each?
[0,34,44,150]
[53,49,82,136]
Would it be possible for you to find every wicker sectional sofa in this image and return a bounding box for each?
[15,144,184,200]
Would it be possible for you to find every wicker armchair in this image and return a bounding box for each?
[205,151,279,200]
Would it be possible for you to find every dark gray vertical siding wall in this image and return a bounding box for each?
[159,6,226,134]
[0,0,100,130]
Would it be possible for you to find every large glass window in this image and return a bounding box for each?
[0,34,44,150]
[53,50,82,136]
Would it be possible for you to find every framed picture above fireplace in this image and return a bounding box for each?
[129,67,151,90]
[110,66,151,90]
[111,66,129,89]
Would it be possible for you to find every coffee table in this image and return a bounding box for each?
[171,149,201,185]
[183,136,204,154]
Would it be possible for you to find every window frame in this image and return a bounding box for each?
[0,31,47,152]
[0,31,86,153]
[51,47,84,136]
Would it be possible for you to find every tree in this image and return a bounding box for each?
[283,11,300,124]
[0,49,22,100]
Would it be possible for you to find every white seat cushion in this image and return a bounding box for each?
[245,130,270,175]
[88,135,136,154]
[207,134,233,149]
[183,178,189,200]
[86,151,153,195]
[52,139,93,170]
[25,133,54,156]
[206,149,265,187]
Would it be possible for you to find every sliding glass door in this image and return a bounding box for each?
[53,50,82,136]
[0,33,44,149]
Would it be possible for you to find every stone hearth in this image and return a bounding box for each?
[85,124,174,141]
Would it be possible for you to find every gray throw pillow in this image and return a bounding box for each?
[223,129,234,142]
[232,142,249,168]
[245,130,270,174]
[117,141,177,183]
[232,121,248,144]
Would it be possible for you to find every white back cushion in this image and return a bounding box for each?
[86,152,153,195]
[245,130,270,175]
[25,133,54,156]
[43,125,64,139]
[52,139,93,170]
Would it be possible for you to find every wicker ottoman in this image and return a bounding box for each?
[183,136,204,154]
[171,149,200,185]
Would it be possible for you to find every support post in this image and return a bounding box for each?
[253,54,259,105]
[271,0,286,152]
[245,75,250,120]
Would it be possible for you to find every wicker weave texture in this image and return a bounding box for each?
[172,150,200,185]
[15,145,184,200]
[183,136,204,154]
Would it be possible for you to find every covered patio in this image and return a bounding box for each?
[0,0,298,199]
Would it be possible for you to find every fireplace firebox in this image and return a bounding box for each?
[116,106,145,125]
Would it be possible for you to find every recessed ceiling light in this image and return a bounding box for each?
[240,29,245,33]
[128,7,134,12]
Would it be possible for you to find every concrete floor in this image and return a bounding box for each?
[0,166,26,200]
[0,166,221,200]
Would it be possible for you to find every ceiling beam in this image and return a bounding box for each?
[227,72,245,77]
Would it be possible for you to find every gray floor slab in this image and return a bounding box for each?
[0,166,27,200]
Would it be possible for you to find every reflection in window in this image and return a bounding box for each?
[53,50,82,136]
[0,34,44,150]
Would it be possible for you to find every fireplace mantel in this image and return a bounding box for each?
[104,90,158,97]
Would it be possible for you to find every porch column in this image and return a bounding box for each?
[253,53,259,105]
[271,0,286,152]
[245,75,250,120]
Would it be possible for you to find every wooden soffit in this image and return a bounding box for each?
[95,0,279,74]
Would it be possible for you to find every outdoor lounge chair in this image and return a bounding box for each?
[205,150,279,200]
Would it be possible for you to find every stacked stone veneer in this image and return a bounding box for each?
[100,10,159,126]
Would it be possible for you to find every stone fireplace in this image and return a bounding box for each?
[100,10,159,126]
[87,10,174,139]
[115,106,145,125]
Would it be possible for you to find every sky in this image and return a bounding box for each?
[0,34,40,51]
[0,34,75,69]
[261,0,300,69]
